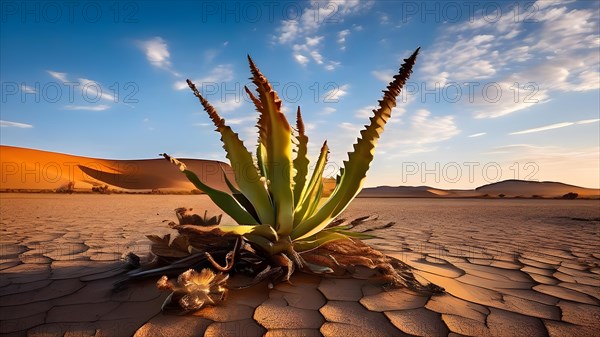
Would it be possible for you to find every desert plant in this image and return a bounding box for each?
[162,48,420,272]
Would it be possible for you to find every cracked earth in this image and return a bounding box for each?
[1,194,599,337]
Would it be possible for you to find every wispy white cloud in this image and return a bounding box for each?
[64,104,110,111]
[193,122,211,127]
[373,109,460,156]
[47,70,68,83]
[321,107,336,115]
[45,71,117,107]
[324,61,341,71]
[292,36,327,66]
[213,100,243,113]
[371,69,394,83]
[482,143,556,155]
[204,49,219,63]
[305,36,323,46]
[0,120,33,128]
[576,118,600,125]
[421,1,599,118]
[355,106,374,119]
[225,115,256,125]
[175,64,234,91]
[137,37,180,77]
[468,132,486,138]
[399,109,460,145]
[509,119,600,135]
[339,122,358,131]
[173,64,244,112]
[324,84,349,101]
[174,65,241,112]
[327,109,459,165]
[274,1,372,69]
[21,84,37,93]
[294,54,309,65]
[337,29,350,50]
[510,122,574,135]
[78,78,116,102]
[355,105,405,120]
[490,144,556,152]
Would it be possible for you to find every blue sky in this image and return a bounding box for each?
[1,0,599,188]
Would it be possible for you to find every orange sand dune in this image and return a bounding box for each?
[0,145,234,193]
[0,146,337,196]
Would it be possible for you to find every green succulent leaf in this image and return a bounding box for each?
[161,154,259,225]
[291,47,420,241]
[304,179,324,221]
[320,227,378,240]
[293,231,350,252]
[247,56,294,236]
[243,233,275,255]
[186,80,274,226]
[249,223,279,242]
[218,163,261,223]
[245,86,269,179]
[293,141,328,226]
[292,107,310,209]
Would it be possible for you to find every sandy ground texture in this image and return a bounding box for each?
[1,194,599,337]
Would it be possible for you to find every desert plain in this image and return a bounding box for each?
[1,193,599,337]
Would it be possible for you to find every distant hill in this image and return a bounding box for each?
[474,180,599,198]
[359,180,599,199]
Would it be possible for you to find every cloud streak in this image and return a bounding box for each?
[47,70,68,82]
[45,71,117,108]
[138,37,181,77]
[324,84,349,101]
[64,105,111,111]
[0,120,33,128]
[174,64,234,90]
[510,119,600,135]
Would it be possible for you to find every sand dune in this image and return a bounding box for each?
[0,146,337,196]
[360,180,600,199]
[0,145,233,193]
